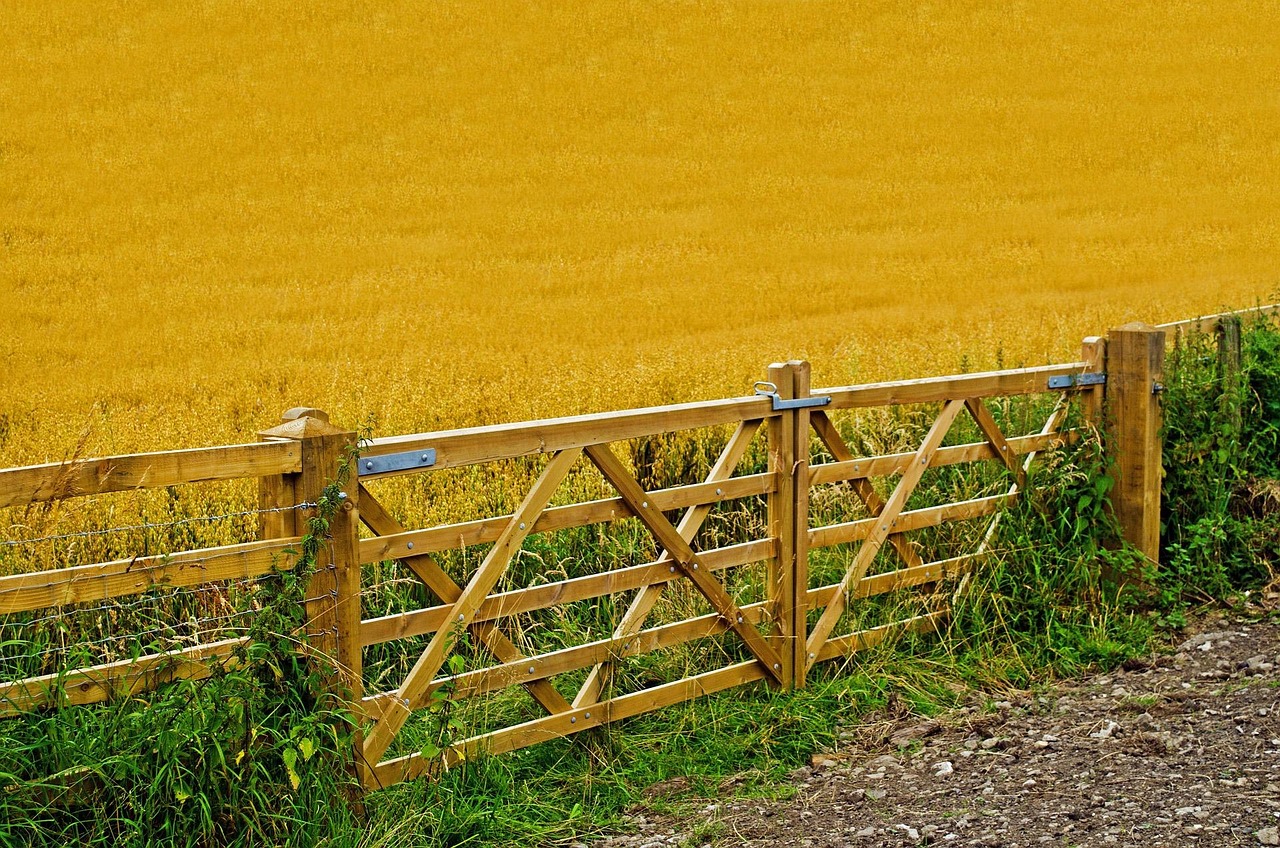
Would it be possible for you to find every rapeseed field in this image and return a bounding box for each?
[2,1,1276,464]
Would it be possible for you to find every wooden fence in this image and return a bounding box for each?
[0,306,1272,792]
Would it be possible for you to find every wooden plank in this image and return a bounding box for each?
[368,660,769,789]
[813,611,947,663]
[806,554,980,610]
[1154,303,1280,336]
[572,420,763,708]
[810,411,923,569]
[1106,324,1164,569]
[360,538,775,647]
[805,400,965,663]
[362,396,776,475]
[0,638,247,715]
[0,441,302,510]
[585,443,785,684]
[363,554,970,720]
[807,432,1068,487]
[781,361,813,688]
[357,486,572,716]
[818,362,1086,412]
[363,601,774,719]
[1079,337,1106,426]
[362,448,583,766]
[963,398,1024,489]
[0,536,301,615]
[809,492,1012,550]
[766,363,798,690]
[359,472,772,562]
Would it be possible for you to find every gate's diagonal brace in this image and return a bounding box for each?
[585,443,786,686]
[361,447,583,767]
[357,485,572,717]
[572,420,763,708]
[810,412,924,569]
[805,399,965,666]
[962,398,1025,490]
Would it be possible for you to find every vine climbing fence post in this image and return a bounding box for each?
[259,407,366,784]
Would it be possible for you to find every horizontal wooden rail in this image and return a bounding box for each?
[363,399,775,476]
[0,537,301,614]
[366,611,943,789]
[360,538,775,646]
[1156,304,1280,336]
[0,637,248,715]
[808,493,1012,549]
[817,362,1086,411]
[0,441,303,510]
[360,473,773,562]
[809,431,1070,487]
[363,600,775,718]
[362,553,973,719]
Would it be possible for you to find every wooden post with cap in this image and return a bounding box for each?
[259,407,366,787]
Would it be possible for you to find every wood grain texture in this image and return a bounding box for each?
[0,638,247,715]
[0,537,301,615]
[0,441,302,510]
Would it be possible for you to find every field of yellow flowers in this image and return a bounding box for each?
[2,1,1277,467]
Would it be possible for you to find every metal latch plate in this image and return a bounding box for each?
[359,449,437,477]
[1048,372,1107,390]
[753,382,833,411]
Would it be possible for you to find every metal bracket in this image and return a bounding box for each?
[753,382,832,411]
[359,449,437,477]
[1047,372,1107,390]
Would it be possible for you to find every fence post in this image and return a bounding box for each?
[1217,314,1243,438]
[766,361,810,689]
[1104,324,1165,572]
[259,408,365,783]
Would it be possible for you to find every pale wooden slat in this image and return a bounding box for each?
[368,660,769,789]
[362,396,776,475]
[818,363,1086,411]
[0,537,301,615]
[809,431,1068,487]
[359,537,775,647]
[0,638,248,715]
[806,554,980,610]
[362,448,583,766]
[0,441,303,510]
[807,493,1012,549]
[359,472,772,562]
[962,398,1025,489]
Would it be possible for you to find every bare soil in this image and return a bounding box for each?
[592,614,1280,848]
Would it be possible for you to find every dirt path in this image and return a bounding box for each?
[593,616,1280,848]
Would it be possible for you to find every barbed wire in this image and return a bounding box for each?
[0,502,319,548]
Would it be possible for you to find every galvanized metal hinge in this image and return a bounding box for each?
[1047,372,1107,390]
[359,449,437,477]
[753,382,833,411]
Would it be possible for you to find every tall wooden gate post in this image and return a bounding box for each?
[1104,324,1165,571]
[766,360,811,689]
[259,408,366,781]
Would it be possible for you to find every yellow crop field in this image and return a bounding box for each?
[2,1,1277,466]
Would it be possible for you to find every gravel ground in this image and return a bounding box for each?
[591,614,1280,848]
